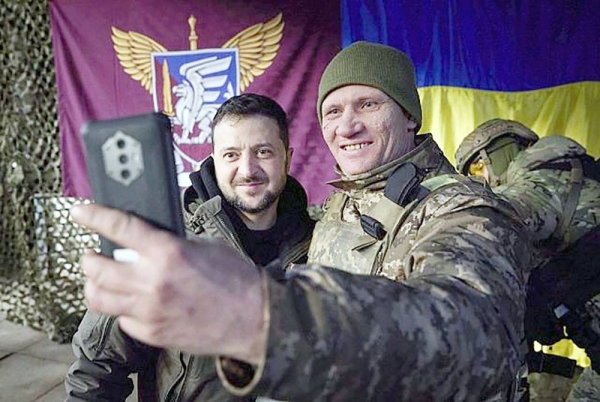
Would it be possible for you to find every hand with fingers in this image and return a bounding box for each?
[71,203,267,364]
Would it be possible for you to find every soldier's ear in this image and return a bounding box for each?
[286,148,294,173]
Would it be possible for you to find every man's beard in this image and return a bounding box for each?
[224,174,286,214]
[224,190,279,214]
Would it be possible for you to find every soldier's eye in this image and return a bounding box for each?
[324,108,340,117]
[362,100,376,109]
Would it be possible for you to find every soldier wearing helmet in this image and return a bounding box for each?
[456,119,539,186]
[457,118,600,401]
[456,118,599,264]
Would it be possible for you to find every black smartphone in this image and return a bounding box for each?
[82,112,185,258]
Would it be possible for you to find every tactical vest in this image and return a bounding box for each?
[310,163,527,402]
[309,163,464,278]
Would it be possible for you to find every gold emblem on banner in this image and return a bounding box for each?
[110,12,284,112]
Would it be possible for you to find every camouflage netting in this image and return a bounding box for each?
[0,0,96,342]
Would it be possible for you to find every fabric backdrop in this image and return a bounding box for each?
[50,0,340,204]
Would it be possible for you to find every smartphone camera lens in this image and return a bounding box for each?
[117,139,126,149]
[121,169,130,179]
[119,154,128,164]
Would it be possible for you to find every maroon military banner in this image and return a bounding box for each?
[50,0,340,204]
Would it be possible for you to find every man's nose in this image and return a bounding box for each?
[237,152,258,177]
[335,110,363,138]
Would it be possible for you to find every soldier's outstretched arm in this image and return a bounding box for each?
[217,201,529,400]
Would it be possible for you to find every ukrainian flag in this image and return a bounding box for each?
[342,0,600,164]
[342,0,600,367]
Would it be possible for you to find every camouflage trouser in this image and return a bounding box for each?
[529,370,582,402]
[566,368,600,401]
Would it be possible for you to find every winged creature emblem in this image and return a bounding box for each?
[110,13,284,144]
[172,56,233,142]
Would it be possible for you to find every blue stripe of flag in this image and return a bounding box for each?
[341,0,600,91]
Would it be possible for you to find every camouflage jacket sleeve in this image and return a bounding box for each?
[495,169,568,243]
[65,311,157,401]
[217,191,529,401]
[496,169,600,247]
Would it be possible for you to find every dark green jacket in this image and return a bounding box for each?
[65,157,314,401]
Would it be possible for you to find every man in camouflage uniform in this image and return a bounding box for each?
[69,42,529,401]
[65,94,314,401]
[456,118,600,401]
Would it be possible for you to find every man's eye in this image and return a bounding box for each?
[257,149,273,157]
[362,100,376,109]
[324,108,340,116]
[223,152,237,160]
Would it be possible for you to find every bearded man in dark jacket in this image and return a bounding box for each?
[65,94,314,401]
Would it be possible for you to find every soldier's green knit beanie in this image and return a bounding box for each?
[317,41,422,131]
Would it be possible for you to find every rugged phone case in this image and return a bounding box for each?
[82,112,185,258]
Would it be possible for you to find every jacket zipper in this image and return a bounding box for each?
[164,353,191,402]
[173,355,196,402]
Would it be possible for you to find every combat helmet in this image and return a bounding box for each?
[456,119,539,185]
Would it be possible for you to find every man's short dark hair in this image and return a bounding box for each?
[211,93,289,150]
